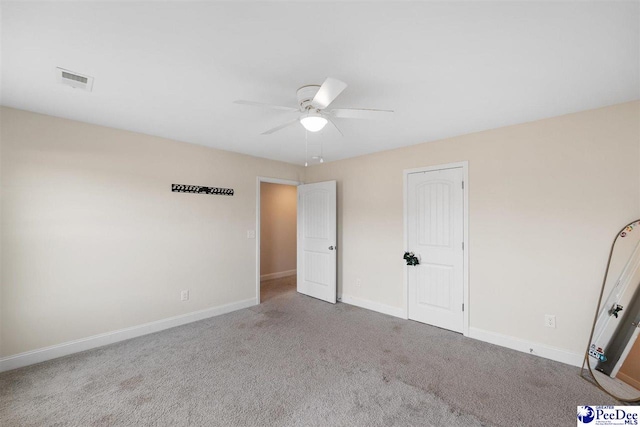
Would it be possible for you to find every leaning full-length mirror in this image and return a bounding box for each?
[585,219,640,402]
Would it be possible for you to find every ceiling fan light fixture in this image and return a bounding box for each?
[300,111,328,132]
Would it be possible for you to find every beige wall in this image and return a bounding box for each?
[2,102,639,361]
[0,107,303,357]
[260,182,297,277]
[306,101,640,355]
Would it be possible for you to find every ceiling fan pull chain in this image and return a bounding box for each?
[304,129,308,167]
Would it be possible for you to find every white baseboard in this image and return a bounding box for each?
[467,327,584,367]
[0,296,583,372]
[339,294,404,319]
[260,269,296,281]
[0,297,257,373]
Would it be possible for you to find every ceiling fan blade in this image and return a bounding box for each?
[311,78,347,109]
[261,118,300,135]
[330,108,394,120]
[327,117,343,136]
[234,100,299,112]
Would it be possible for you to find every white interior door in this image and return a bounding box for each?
[407,168,464,332]
[297,181,337,304]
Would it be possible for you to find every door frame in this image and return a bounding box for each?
[256,176,302,304]
[402,161,469,336]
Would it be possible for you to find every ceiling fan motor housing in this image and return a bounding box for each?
[297,85,321,111]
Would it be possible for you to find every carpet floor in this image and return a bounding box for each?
[1,277,616,426]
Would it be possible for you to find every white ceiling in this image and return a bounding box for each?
[2,1,639,165]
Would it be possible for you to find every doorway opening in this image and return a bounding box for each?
[256,177,300,303]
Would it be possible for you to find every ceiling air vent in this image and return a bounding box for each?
[56,67,94,92]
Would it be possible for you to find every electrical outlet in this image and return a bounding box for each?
[545,314,556,328]
[181,290,189,301]
[247,230,256,239]
[356,279,362,288]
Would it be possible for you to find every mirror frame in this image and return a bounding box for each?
[582,218,640,403]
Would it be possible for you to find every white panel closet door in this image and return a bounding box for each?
[297,181,337,304]
[407,168,464,332]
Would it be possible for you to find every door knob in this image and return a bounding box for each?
[329,246,335,250]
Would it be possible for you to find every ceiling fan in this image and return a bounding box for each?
[234,77,393,135]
